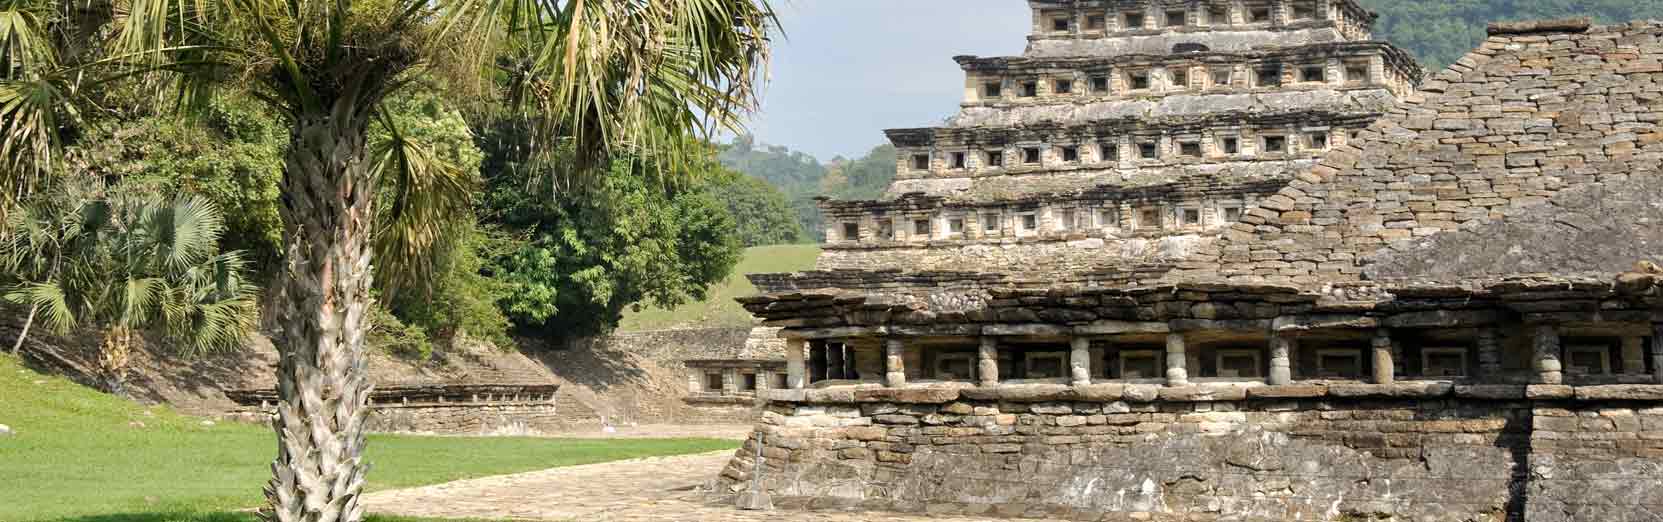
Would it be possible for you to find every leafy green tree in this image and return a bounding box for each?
[64,96,288,271]
[0,184,259,392]
[483,150,742,341]
[0,1,775,519]
[705,169,802,246]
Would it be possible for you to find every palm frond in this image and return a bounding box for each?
[4,280,76,335]
[368,106,474,299]
[0,76,77,198]
[0,2,57,79]
[158,251,257,355]
[507,0,776,181]
[146,195,226,273]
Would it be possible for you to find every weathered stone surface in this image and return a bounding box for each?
[1247,384,1328,399]
[1074,321,1169,335]
[958,384,1072,402]
[1272,315,1379,331]
[1526,385,1575,400]
[1073,383,1125,401]
[1327,383,1453,398]
[1454,385,1528,400]
[721,395,1663,522]
[1366,179,1663,281]
[804,388,862,404]
[1156,384,1252,402]
[853,387,964,404]
[1575,385,1663,401]
[760,389,807,403]
[1122,384,1161,402]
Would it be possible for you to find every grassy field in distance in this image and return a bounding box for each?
[617,244,820,331]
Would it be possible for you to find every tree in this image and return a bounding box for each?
[483,147,742,340]
[706,170,802,246]
[64,95,288,272]
[0,1,776,520]
[0,184,259,391]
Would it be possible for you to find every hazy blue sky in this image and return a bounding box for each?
[741,1,1031,161]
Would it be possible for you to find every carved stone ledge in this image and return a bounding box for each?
[761,382,1663,405]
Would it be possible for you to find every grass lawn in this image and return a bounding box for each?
[0,354,738,522]
[618,244,820,331]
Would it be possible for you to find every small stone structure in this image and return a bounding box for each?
[720,2,1663,521]
[228,384,563,435]
[563,326,787,425]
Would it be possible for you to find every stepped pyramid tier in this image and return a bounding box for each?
[817,0,1421,276]
[723,11,1663,521]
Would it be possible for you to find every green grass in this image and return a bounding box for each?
[618,244,820,331]
[0,354,739,522]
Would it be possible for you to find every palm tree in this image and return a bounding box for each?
[1,1,775,520]
[1,185,259,392]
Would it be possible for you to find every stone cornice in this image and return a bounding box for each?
[957,40,1419,79]
[885,109,1379,148]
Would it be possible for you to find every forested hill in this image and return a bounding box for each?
[717,136,896,239]
[1362,0,1663,70]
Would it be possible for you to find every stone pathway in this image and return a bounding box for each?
[539,423,753,440]
[363,450,1004,522]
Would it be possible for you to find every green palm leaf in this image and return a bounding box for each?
[4,280,76,334]
[369,107,474,299]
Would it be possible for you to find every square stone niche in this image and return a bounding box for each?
[1316,349,1364,379]
[1215,349,1263,378]
[1119,350,1162,379]
[931,352,977,381]
[998,344,1071,381]
[1566,344,1614,376]
[1421,347,1469,378]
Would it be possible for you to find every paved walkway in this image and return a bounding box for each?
[539,424,753,440]
[362,450,1002,522]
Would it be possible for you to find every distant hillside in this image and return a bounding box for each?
[718,136,895,240]
[1364,0,1663,70]
[618,244,820,331]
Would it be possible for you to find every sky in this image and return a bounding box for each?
[740,1,1032,161]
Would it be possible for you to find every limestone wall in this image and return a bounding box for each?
[1175,20,1663,286]
[718,384,1663,521]
[816,236,1204,275]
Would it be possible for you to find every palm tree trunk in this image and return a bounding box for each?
[263,103,378,522]
[98,325,131,396]
[10,304,37,355]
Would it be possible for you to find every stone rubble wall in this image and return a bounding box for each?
[718,384,1663,521]
[1174,21,1663,286]
[368,402,567,436]
[1362,177,1663,281]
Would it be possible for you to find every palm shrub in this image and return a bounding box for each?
[0,184,259,391]
[0,1,775,520]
